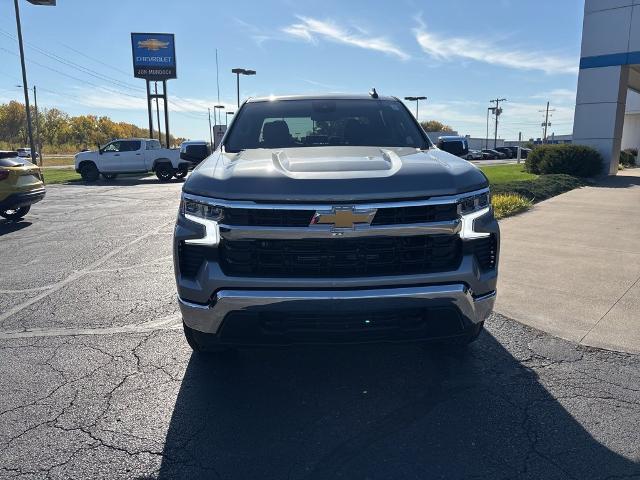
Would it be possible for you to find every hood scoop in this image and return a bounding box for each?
[271,148,402,179]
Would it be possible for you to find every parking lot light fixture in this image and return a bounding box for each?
[232,68,257,108]
[214,104,225,126]
[404,96,427,120]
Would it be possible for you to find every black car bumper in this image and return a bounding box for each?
[0,188,46,210]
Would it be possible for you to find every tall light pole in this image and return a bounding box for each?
[208,108,213,148]
[213,105,225,133]
[404,96,427,120]
[232,68,256,108]
[14,0,55,167]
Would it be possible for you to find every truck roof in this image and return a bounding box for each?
[246,93,399,103]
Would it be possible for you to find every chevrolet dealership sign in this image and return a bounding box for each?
[131,33,176,80]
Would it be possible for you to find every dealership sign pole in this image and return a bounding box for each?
[131,33,176,148]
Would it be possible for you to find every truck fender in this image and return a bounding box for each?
[152,158,172,172]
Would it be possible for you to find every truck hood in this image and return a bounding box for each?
[183,146,488,202]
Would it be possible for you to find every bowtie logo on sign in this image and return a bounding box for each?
[137,39,170,51]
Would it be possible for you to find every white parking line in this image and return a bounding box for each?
[0,220,174,324]
[0,314,182,340]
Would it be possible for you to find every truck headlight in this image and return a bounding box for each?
[180,197,224,245]
[458,191,491,239]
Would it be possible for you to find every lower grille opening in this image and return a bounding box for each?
[178,243,218,278]
[218,306,465,344]
[220,235,463,278]
[466,235,497,271]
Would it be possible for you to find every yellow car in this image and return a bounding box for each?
[0,151,45,220]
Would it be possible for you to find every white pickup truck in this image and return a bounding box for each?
[74,138,191,182]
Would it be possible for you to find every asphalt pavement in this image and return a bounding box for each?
[1,178,639,479]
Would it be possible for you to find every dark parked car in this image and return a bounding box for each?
[481,149,506,160]
[436,136,469,157]
[494,147,513,159]
[180,141,211,166]
[504,146,532,159]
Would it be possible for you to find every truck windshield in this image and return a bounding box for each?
[224,99,430,152]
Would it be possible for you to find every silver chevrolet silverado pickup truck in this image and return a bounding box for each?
[173,93,499,352]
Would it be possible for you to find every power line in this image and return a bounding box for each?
[0,28,212,115]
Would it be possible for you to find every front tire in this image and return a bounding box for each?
[155,163,174,182]
[0,205,30,220]
[183,322,232,355]
[80,163,99,182]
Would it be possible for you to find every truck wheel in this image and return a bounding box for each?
[174,167,188,179]
[155,164,174,182]
[80,163,99,182]
[0,206,30,220]
[447,322,485,346]
[183,322,233,355]
[102,173,118,180]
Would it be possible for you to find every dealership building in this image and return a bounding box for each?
[574,0,640,174]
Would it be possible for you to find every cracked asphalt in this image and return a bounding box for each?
[1,178,640,479]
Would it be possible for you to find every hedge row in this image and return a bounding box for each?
[491,174,588,202]
[525,144,602,177]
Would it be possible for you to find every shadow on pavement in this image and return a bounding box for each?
[596,170,640,188]
[0,219,32,236]
[158,332,638,479]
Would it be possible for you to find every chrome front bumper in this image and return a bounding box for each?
[179,284,495,335]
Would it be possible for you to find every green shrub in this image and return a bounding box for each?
[491,174,587,202]
[620,149,636,167]
[525,144,602,177]
[492,193,533,219]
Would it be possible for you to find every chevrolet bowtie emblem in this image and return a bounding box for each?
[137,39,170,51]
[311,207,377,229]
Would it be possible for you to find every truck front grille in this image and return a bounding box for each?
[219,235,462,277]
[222,203,459,227]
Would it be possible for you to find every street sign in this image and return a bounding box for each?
[131,33,177,80]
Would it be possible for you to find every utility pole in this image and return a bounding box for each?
[540,101,555,143]
[13,0,36,165]
[489,98,506,149]
[154,82,162,145]
[486,107,496,149]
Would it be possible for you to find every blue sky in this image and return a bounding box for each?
[0,0,584,141]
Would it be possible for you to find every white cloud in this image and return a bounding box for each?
[413,99,575,139]
[414,25,577,75]
[283,16,409,60]
[531,88,576,104]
